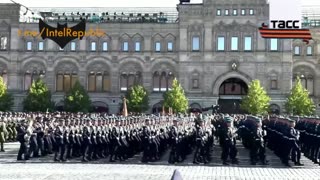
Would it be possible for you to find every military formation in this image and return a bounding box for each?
[0,112,319,167]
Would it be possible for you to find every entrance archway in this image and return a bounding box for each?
[55,101,64,112]
[218,78,248,114]
[152,101,163,114]
[189,103,202,113]
[92,101,109,113]
[269,104,280,115]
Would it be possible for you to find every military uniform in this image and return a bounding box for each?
[0,119,7,152]
[219,116,238,165]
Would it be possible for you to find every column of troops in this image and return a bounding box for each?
[0,112,319,166]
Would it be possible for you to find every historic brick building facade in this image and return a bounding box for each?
[0,0,318,114]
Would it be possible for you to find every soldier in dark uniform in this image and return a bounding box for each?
[248,116,268,165]
[193,115,205,164]
[35,119,45,156]
[82,123,91,162]
[53,119,65,161]
[288,119,304,166]
[16,119,29,160]
[219,116,238,165]
[141,118,151,163]
[109,122,120,162]
[168,118,179,164]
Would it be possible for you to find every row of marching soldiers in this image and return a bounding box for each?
[1,112,319,166]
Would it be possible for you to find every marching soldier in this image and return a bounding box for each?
[193,115,205,164]
[0,117,7,152]
[219,116,238,165]
[288,119,304,166]
[16,119,29,160]
[249,116,268,165]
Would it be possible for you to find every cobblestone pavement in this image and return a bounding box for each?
[0,142,319,180]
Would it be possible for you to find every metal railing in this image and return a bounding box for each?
[20,7,179,24]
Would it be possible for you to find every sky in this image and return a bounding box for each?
[1,0,320,7]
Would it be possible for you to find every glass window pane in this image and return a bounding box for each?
[233,9,237,16]
[71,42,76,51]
[168,75,174,90]
[155,42,161,52]
[168,42,173,52]
[24,74,31,90]
[249,9,254,15]
[103,74,110,91]
[307,46,312,55]
[32,73,39,82]
[103,42,108,51]
[27,42,32,51]
[64,75,71,92]
[301,78,307,89]
[91,42,96,51]
[123,41,128,51]
[216,9,221,16]
[225,9,229,15]
[217,37,225,51]
[192,79,199,89]
[120,75,127,91]
[244,36,252,51]
[135,42,141,52]
[153,73,160,91]
[88,74,95,91]
[96,74,103,91]
[71,74,77,88]
[135,74,141,85]
[241,9,246,15]
[160,73,167,91]
[271,80,277,89]
[38,42,43,51]
[231,37,238,51]
[128,75,135,88]
[0,37,7,50]
[56,74,63,91]
[294,46,300,55]
[307,79,313,95]
[270,38,278,51]
[192,37,200,51]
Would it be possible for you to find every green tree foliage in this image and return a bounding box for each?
[64,81,92,112]
[0,77,13,111]
[125,85,149,113]
[285,77,315,115]
[240,79,271,115]
[163,78,189,113]
[23,79,54,112]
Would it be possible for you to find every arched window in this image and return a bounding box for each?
[103,71,111,91]
[88,71,110,92]
[293,69,314,95]
[153,71,175,92]
[168,72,174,90]
[153,72,160,91]
[160,72,167,91]
[24,70,45,91]
[56,71,78,92]
[120,72,142,91]
[120,73,128,91]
